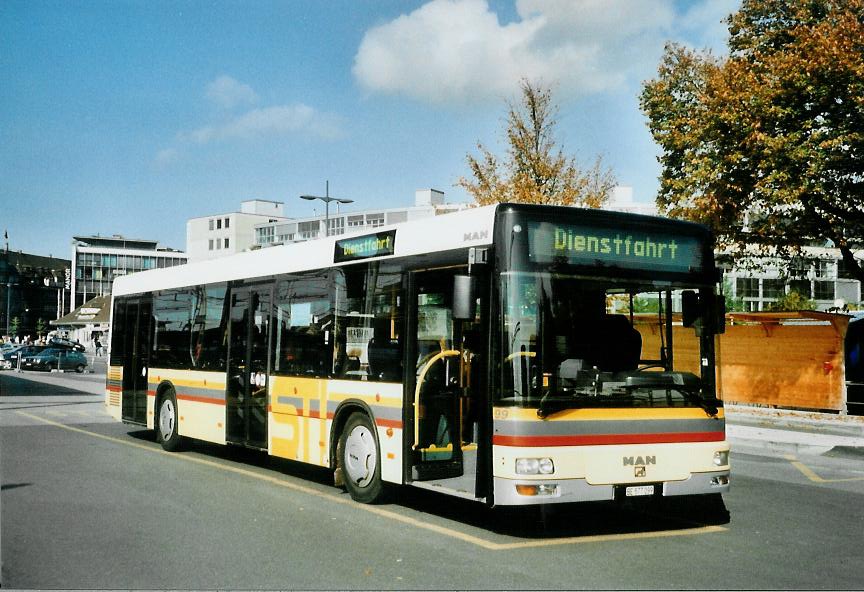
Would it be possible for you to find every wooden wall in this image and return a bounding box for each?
[636,313,850,412]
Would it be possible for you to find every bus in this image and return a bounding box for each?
[106,203,730,507]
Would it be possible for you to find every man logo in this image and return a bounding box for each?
[623,455,656,466]
[463,230,489,241]
[634,466,647,478]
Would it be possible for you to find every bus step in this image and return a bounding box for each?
[411,461,463,481]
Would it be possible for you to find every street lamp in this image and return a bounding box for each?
[299,180,354,238]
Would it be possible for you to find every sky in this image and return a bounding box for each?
[0,0,739,260]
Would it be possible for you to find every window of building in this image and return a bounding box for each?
[209,219,214,231]
[815,259,833,279]
[736,277,760,298]
[328,217,345,236]
[224,238,230,249]
[366,214,385,228]
[788,279,810,298]
[347,215,365,228]
[299,221,320,239]
[217,219,222,230]
[224,217,230,229]
[814,280,835,300]
[209,239,214,250]
[762,279,785,299]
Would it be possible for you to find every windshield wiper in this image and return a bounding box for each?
[624,373,719,417]
[536,394,588,419]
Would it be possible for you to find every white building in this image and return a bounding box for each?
[185,199,288,262]
[254,189,467,246]
[722,245,863,312]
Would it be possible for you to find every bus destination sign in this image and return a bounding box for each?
[527,221,703,273]
[334,230,397,263]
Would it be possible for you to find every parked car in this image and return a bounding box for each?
[1,345,49,369]
[20,348,88,373]
[48,337,86,352]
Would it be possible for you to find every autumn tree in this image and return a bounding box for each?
[459,80,615,207]
[641,0,864,282]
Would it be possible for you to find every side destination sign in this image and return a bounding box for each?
[334,230,396,263]
[527,221,703,273]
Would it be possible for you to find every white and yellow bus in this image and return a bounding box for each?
[106,203,730,506]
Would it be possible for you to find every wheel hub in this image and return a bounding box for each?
[344,425,376,487]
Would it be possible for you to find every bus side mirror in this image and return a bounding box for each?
[453,275,476,320]
[682,290,699,328]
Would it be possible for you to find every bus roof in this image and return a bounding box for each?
[112,204,499,296]
[112,203,712,297]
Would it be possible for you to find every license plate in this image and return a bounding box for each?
[625,485,655,497]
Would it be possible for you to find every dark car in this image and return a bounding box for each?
[20,348,88,373]
[2,345,49,369]
[48,337,86,352]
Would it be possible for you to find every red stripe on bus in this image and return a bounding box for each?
[107,385,122,393]
[492,431,725,447]
[176,394,226,406]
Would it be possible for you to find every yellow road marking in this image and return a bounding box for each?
[18,410,726,550]
[784,455,864,483]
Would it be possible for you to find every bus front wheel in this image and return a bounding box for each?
[156,390,183,452]
[338,412,384,503]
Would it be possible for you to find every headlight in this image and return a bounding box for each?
[714,450,730,467]
[515,457,555,475]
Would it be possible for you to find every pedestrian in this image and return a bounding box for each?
[94,338,103,357]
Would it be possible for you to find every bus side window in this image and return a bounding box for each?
[272,272,333,378]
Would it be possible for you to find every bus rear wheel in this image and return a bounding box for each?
[339,412,384,503]
[156,390,183,452]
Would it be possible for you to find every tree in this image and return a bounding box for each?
[640,0,864,283]
[766,290,817,312]
[35,318,45,339]
[9,316,19,337]
[459,79,616,207]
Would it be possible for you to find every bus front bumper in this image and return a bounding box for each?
[493,470,731,506]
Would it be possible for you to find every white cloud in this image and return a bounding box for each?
[183,104,342,144]
[156,78,343,164]
[154,147,180,166]
[205,75,259,109]
[353,0,735,104]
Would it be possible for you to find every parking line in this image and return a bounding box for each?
[784,454,864,483]
[17,410,727,550]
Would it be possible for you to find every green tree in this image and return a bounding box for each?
[766,290,817,312]
[459,79,616,207]
[640,0,864,283]
[35,318,46,338]
[9,316,19,337]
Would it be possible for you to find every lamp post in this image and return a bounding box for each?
[299,181,354,238]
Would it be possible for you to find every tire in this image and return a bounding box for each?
[156,390,183,452]
[338,412,385,503]
[75,364,85,373]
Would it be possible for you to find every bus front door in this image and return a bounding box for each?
[409,269,485,496]
[121,298,151,426]
[226,285,271,449]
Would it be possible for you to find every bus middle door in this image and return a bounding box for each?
[226,285,272,449]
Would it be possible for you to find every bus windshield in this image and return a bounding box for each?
[499,271,719,415]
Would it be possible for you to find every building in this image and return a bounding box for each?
[253,189,467,247]
[722,246,863,312]
[51,294,111,351]
[71,235,186,313]
[1,250,71,340]
[185,199,288,262]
